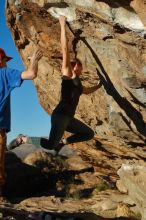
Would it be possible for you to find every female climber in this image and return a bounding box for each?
[46,15,102,153]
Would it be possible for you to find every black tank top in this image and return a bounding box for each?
[53,76,83,117]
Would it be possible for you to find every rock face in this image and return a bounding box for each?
[6,0,146,146]
[4,0,146,219]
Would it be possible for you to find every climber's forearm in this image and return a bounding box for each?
[82,82,102,94]
[60,24,67,52]
[60,24,70,68]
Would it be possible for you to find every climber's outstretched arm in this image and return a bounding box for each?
[82,79,102,94]
[59,16,72,78]
[21,49,43,80]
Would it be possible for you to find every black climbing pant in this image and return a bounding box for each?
[47,112,94,150]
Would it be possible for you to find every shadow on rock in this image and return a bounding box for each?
[3,150,96,200]
[3,151,53,198]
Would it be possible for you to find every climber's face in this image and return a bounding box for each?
[72,62,83,76]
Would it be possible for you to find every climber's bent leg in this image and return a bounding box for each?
[65,117,94,144]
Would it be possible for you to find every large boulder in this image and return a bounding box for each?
[6,0,146,147]
[4,0,146,219]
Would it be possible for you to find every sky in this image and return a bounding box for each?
[0,0,51,143]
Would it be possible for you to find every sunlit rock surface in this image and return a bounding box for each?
[2,0,146,219]
[117,163,146,220]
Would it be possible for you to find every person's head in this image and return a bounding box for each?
[7,134,27,150]
[71,58,83,76]
[0,48,12,68]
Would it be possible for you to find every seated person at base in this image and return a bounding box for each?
[8,134,50,150]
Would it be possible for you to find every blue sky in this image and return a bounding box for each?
[0,0,51,143]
